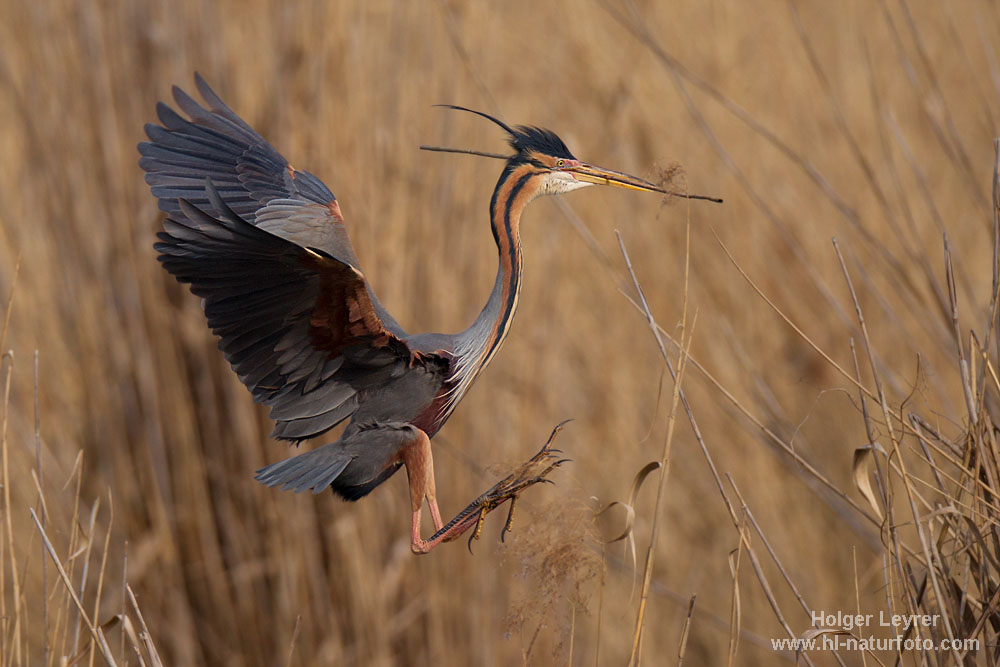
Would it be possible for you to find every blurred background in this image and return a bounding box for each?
[0,0,997,664]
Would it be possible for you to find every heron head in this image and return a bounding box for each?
[426,106,722,203]
[505,124,668,197]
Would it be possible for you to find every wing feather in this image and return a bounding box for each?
[142,76,452,440]
[154,182,446,441]
[140,74,357,263]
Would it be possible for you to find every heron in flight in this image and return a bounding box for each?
[139,75,710,554]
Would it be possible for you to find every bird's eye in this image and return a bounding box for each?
[555,159,565,168]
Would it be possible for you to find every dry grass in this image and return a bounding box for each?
[1,0,1000,664]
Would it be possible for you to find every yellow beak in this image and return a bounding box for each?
[563,163,667,194]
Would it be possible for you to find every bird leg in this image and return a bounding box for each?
[407,421,570,555]
[401,430,444,553]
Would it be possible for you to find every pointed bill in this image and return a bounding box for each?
[564,163,667,194]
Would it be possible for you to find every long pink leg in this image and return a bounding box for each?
[402,431,505,554]
[426,460,444,532]
[401,429,447,553]
[402,422,569,555]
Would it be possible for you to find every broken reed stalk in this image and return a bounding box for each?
[676,595,696,666]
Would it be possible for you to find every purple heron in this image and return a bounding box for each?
[139,75,709,554]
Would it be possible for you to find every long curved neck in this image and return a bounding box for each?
[456,163,539,376]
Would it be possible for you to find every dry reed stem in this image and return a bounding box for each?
[615,270,743,540]
[893,0,985,203]
[0,261,17,667]
[676,595,695,666]
[605,0,933,378]
[617,226,696,666]
[89,492,113,667]
[615,219,814,665]
[614,7,1000,658]
[33,351,48,667]
[833,237,964,660]
[619,289,883,541]
[851,548,867,667]
[662,239,883,524]
[285,615,302,667]
[127,585,163,667]
[30,509,118,666]
[726,511,746,667]
[615,200,826,666]
[1,355,20,667]
[724,477,821,667]
[75,499,100,656]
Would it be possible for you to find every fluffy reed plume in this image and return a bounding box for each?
[502,498,602,664]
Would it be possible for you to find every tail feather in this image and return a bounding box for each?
[256,443,353,494]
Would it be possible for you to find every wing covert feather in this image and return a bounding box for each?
[154,182,448,441]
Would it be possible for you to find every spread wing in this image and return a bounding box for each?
[139,73,403,334]
[141,76,445,440]
[141,76,337,248]
[155,181,448,440]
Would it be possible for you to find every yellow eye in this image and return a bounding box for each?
[555,159,565,168]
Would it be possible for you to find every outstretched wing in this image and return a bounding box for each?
[155,181,448,440]
[140,76,445,440]
[139,73,402,334]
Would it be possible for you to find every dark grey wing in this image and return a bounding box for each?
[139,73,403,335]
[155,181,449,441]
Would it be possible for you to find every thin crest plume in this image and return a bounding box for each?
[435,105,576,159]
[434,105,517,135]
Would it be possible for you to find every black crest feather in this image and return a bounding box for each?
[509,126,576,160]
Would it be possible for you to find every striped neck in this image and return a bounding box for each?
[451,162,541,391]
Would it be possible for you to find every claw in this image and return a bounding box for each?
[545,419,573,446]
[473,505,489,540]
[501,496,518,542]
[467,504,489,553]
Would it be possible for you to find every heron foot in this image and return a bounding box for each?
[449,420,572,551]
[410,421,571,554]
